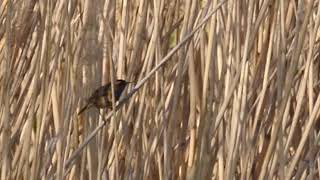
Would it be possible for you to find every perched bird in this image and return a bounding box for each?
[78,79,131,115]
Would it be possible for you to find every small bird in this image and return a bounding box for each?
[78,79,131,115]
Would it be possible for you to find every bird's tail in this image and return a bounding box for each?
[78,103,92,115]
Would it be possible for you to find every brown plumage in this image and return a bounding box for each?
[78,79,130,115]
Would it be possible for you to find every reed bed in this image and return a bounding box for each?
[1,0,320,179]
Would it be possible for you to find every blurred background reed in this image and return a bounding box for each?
[1,0,320,179]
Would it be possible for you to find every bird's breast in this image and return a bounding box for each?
[94,96,111,108]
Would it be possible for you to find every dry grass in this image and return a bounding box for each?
[1,0,320,179]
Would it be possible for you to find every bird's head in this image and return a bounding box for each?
[113,79,132,99]
[116,79,132,87]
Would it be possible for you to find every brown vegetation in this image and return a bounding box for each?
[1,0,320,179]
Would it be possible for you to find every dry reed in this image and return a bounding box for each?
[1,0,320,180]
